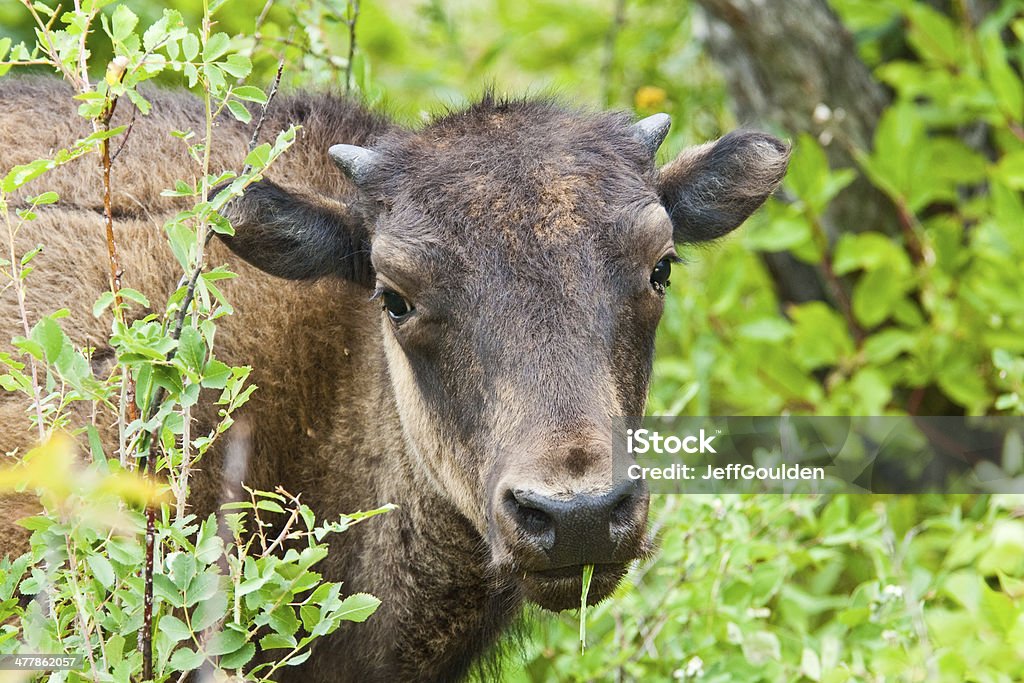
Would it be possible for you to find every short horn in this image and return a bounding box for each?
[328,144,379,184]
[633,113,671,155]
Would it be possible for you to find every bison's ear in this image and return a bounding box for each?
[219,179,373,285]
[657,130,790,244]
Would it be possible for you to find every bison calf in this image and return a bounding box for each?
[0,77,788,681]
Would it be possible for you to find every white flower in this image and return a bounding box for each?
[883,584,904,599]
[685,655,704,678]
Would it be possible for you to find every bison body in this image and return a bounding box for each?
[0,77,788,681]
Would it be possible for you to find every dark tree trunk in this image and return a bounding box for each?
[692,0,898,304]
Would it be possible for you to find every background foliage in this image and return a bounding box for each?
[2,0,1024,681]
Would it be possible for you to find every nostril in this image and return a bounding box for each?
[505,489,554,536]
[608,479,643,529]
[610,492,635,527]
[517,505,552,534]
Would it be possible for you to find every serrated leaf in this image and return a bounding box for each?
[268,606,300,636]
[110,5,138,42]
[335,593,380,623]
[221,53,251,79]
[177,327,206,372]
[203,33,230,62]
[184,571,221,607]
[191,590,227,631]
[219,642,255,669]
[31,317,66,364]
[169,647,204,672]
[260,633,297,650]
[201,359,232,389]
[233,85,267,104]
[159,615,192,643]
[256,500,285,514]
[244,143,271,168]
[226,99,251,124]
[206,628,246,656]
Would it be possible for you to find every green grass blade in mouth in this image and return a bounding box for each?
[580,564,595,653]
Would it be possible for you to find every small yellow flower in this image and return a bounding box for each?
[105,55,130,86]
[635,86,667,111]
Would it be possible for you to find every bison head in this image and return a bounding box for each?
[223,96,789,611]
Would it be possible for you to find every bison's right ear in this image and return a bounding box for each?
[656,130,790,244]
[219,178,374,285]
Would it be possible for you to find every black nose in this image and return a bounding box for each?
[504,478,645,566]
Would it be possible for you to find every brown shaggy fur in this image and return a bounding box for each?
[0,77,789,682]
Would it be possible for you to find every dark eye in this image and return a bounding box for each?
[375,288,414,322]
[650,258,672,294]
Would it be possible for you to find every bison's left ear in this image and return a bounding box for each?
[655,129,790,244]
[218,145,382,285]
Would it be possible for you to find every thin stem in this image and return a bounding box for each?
[344,0,360,93]
[806,209,864,343]
[600,0,627,106]
[244,47,287,172]
[3,206,46,441]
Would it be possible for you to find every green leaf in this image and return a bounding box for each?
[31,316,66,364]
[997,151,1024,190]
[191,590,227,631]
[220,53,252,79]
[110,5,138,42]
[268,606,300,636]
[169,552,197,592]
[863,329,917,364]
[203,33,231,62]
[206,628,246,656]
[28,191,59,205]
[219,642,255,669]
[233,85,267,104]
[256,500,285,514]
[177,327,206,372]
[833,232,912,275]
[785,134,857,214]
[335,593,380,623]
[244,143,272,169]
[169,647,204,672]
[92,292,115,318]
[981,29,1024,118]
[790,302,855,370]
[86,554,116,589]
[201,359,232,389]
[226,99,252,124]
[2,158,55,194]
[119,288,150,308]
[260,633,297,650]
[852,268,911,328]
[737,318,793,343]
[181,33,200,61]
[184,571,221,608]
[158,615,192,643]
[905,4,963,67]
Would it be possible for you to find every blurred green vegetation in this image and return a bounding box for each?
[3,0,1024,680]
